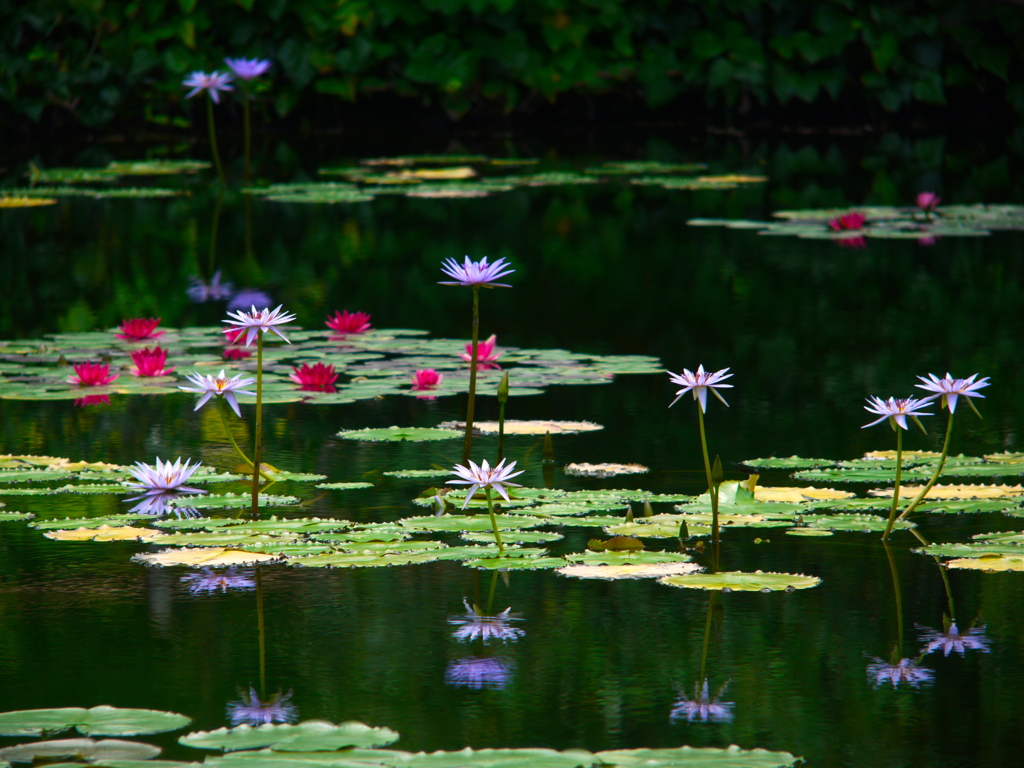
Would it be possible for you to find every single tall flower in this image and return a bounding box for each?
[439,256,515,288]
[916,372,990,415]
[862,396,933,431]
[183,71,234,103]
[667,366,732,413]
[448,458,524,555]
[179,370,256,417]
[411,369,443,391]
[130,346,175,377]
[115,317,166,341]
[289,362,338,392]
[224,305,296,347]
[228,688,298,726]
[326,310,372,335]
[447,458,524,509]
[459,334,501,368]
[918,622,990,657]
[125,457,206,498]
[669,680,735,723]
[449,599,525,643]
[68,362,118,387]
[866,657,934,689]
[225,57,271,81]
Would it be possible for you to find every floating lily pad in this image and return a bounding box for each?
[596,745,801,767]
[659,570,821,591]
[915,498,1023,514]
[798,514,914,532]
[945,555,1023,572]
[0,706,190,738]
[792,468,931,484]
[286,551,443,568]
[132,548,280,567]
[467,557,570,571]
[564,463,648,478]
[0,196,58,207]
[438,420,603,435]
[0,511,33,521]
[754,486,854,503]
[175,493,300,509]
[915,542,1024,559]
[460,530,564,544]
[179,720,398,752]
[564,550,693,566]
[869,483,1024,500]
[972,531,1024,544]
[338,427,463,442]
[397,514,547,533]
[314,482,374,490]
[741,457,836,470]
[0,738,161,763]
[43,525,162,542]
[559,563,701,580]
[382,469,452,478]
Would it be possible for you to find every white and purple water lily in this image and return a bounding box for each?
[439,256,515,288]
[916,372,990,414]
[862,395,933,431]
[669,680,735,723]
[228,688,298,726]
[179,369,256,418]
[225,57,271,81]
[866,657,934,689]
[918,622,990,657]
[445,657,512,690]
[223,304,296,347]
[666,365,733,412]
[449,599,525,643]
[447,458,524,509]
[125,457,206,513]
[182,71,234,103]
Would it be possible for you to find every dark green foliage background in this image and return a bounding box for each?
[2,0,1021,128]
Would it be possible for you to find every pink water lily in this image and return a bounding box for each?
[326,310,372,335]
[130,346,174,377]
[411,369,444,390]
[447,458,524,508]
[115,317,165,341]
[666,365,732,412]
[439,256,515,288]
[460,334,501,368]
[68,362,118,387]
[916,191,941,212]
[915,372,989,414]
[829,212,866,231]
[862,395,933,430]
[289,362,338,392]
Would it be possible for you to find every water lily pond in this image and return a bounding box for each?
[0,140,1021,768]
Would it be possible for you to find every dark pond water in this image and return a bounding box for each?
[0,135,1021,767]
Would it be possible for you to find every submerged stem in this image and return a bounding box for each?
[256,565,266,699]
[205,96,226,185]
[484,486,505,555]
[899,410,955,521]
[697,406,720,542]
[882,427,904,540]
[462,286,480,464]
[486,569,499,614]
[698,591,717,683]
[883,540,903,656]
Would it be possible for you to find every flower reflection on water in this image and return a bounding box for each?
[187,270,234,302]
[182,568,256,595]
[866,657,935,689]
[449,599,524,643]
[227,687,298,726]
[125,491,202,518]
[918,622,990,657]
[670,680,735,723]
[445,657,513,690]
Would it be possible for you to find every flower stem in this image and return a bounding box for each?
[898,410,954,522]
[251,332,264,513]
[484,486,505,555]
[242,87,252,184]
[256,565,266,699]
[697,406,720,543]
[883,540,903,655]
[882,427,904,540]
[698,591,717,683]
[486,569,499,614]
[217,397,272,480]
[205,95,226,185]
[462,286,480,464]
[496,401,507,463]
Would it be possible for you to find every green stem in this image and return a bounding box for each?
[251,332,264,513]
[882,427,903,540]
[242,88,252,184]
[462,286,480,464]
[697,406,720,543]
[484,486,505,555]
[209,186,224,276]
[256,565,266,699]
[883,540,903,656]
[698,591,717,683]
[899,410,954,521]
[486,569,499,614]
[496,400,506,463]
[206,95,226,185]
[216,397,272,480]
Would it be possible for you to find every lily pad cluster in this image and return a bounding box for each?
[0,326,660,405]
[687,204,1024,241]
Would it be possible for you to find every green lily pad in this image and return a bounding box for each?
[659,570,822,591]
[799,514,914,532]
[0,738,161,763]
[382,469,453,478]
[935,463,1024,477]
[916,498,1023,514]
[0,706,189,738]
[741,457,837,470]
[915,541,1024,559]
[564,550,693,565]
[972,530,1024,544]
[337,427,463,442]
[30,515,152,530]
[0,511,33,521]
[286,551,443,568]
[460,530,563,544]
[174,493,300,509]
[315,482,374,490]
[397,514,547,532]
[0,468,75,483]
[596,745,801,767]
[466,557,570,571]
[791,468,931,483]
[179,720,398,752]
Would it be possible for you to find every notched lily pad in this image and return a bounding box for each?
[945,555,1023,572]
[315,482,374,490]
[438,420,603,435]
[558,563,701,580]
[179,720,399,752]
[741,456,836,470]
[564,463,648,478]
[0,706,190,738]
[0,738,161,763]
[338,427,463,442]
[43,525,162,542]
[659,570,822,591]
[132,548,281,567]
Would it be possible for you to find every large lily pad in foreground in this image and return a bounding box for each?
[659,571,821,591]
[338,427,463,442]
[0,738,161,763]
[180,720,398,752]
[0,706,190,737]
